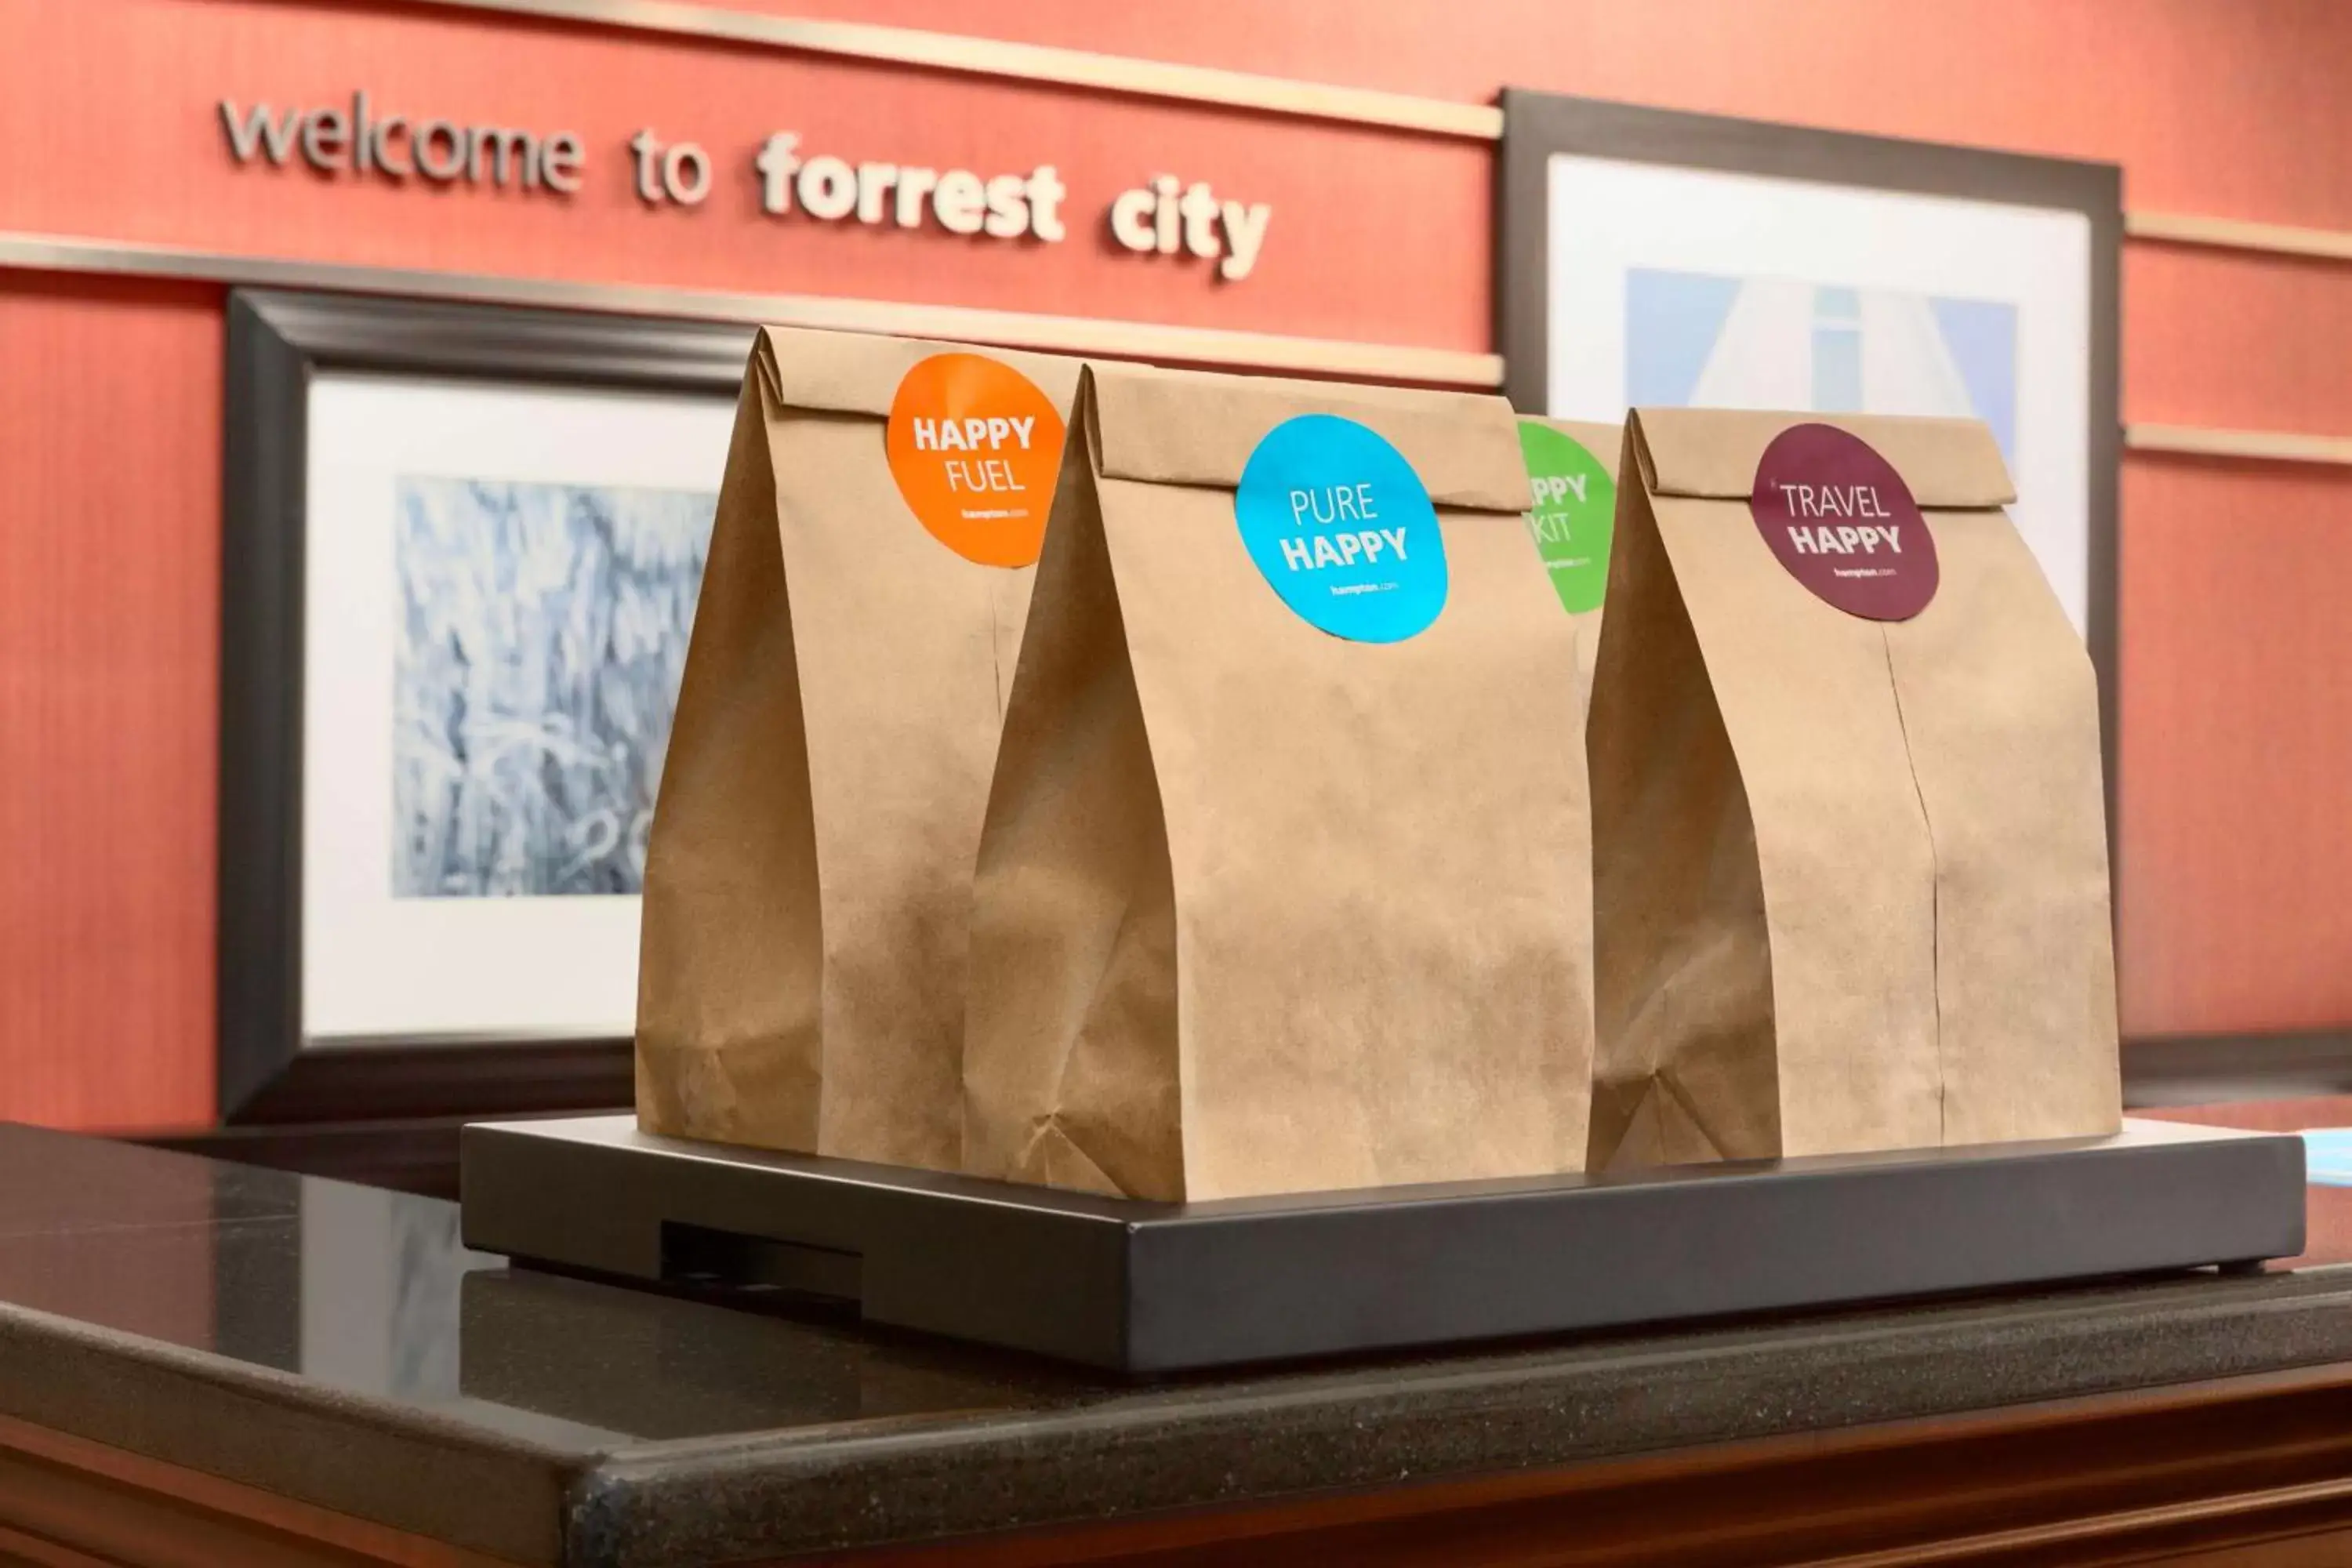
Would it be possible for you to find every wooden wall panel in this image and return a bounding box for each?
[2117,456,2352,1035]
[2128,244,2352,435]
[0,0,1492,353]
[0,274,220,1130]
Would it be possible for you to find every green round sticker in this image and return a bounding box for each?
[1517,420,1615,615]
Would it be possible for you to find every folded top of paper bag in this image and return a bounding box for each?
[1634,408,2016,509]
[1085,361,1534,511]
[750,325,1087,419]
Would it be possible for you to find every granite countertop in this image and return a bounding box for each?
[3,1123,2351,1566]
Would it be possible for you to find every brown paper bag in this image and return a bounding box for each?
[1517,416,1624,720]
[1586,408,2119,1168]
[964,362,1594,1202]
[637,326,1083,1170]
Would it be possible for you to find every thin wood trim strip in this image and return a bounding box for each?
[1803,1474,2352,1567]
[2129,209,2352,265]
[407,0,1506,139]
[0,231,1504,387]
[0,1519,114,1568]
[2127,423,2352,467]
[18,236,2352,448]
[0,1412,526,1568]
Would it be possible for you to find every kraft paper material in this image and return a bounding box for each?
[636,325,1085,1171]
[963,362,1595,1202]
[1530,416,1626,720]
[1585,408,2120,1167]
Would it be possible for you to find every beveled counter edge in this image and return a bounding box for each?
[649,1356,2352,1567]
[561,1268,2352,1566]
[0,1296,592,1566]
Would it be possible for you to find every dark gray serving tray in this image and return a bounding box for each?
[458,1114,2306,1374]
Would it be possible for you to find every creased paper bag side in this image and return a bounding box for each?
[1650,536,1938,1157]
[964,376,1184,1201]
[1884,510,2120,1145]
[637,375,825,1149]
[1586,426,1778,1170]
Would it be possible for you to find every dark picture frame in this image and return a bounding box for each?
[216,289,751,1127]
[1494,90,2123,853]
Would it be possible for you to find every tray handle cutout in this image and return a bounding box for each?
[659,1222,864,1307]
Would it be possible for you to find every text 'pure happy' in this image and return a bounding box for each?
[1279,484,1410,572]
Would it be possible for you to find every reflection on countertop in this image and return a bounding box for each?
[0,1122,1091,1452]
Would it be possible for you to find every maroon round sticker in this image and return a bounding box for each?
[1749,423,1937,621]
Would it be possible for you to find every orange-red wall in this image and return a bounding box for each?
[4,0,2350,1127]
[0,274,220,1128]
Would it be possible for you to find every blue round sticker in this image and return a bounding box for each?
[1232,415,1447,643]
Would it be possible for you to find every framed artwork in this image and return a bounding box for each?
[1495,91,2121,789]
[219,290,750,1123]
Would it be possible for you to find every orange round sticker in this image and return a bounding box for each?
[884,354,1066,568]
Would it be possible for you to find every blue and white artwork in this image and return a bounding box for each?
[1626,269,2020,463]
[390,477,715,899]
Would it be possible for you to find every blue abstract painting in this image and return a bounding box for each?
[1626,268,2019,463]
[391,477,716,898]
